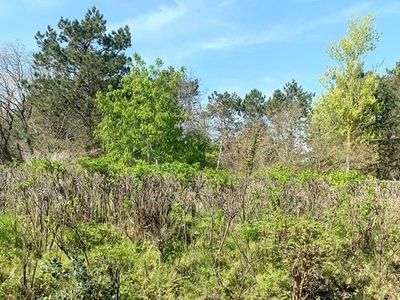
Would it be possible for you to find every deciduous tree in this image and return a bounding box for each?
[206,91,242,169]
[96,55,207,165]
[0,42,33,162]
[311,15,380,172]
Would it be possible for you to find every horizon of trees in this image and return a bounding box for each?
[1,8,400,179]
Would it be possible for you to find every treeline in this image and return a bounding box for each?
[0,9,399,178]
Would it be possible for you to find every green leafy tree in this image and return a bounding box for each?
[96,55,206,165]
[30,6,131,150]
[311,15,380,172]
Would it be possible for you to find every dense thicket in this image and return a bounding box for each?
[0,163,400,298]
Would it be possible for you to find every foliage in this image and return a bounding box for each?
[96,54,208,166]
[265,80,314,168]
[29,6,131,149]
[241,89,266,122]
[206,91,242,138]
[374,62,400,179]
[324,170,365,188]
[206,91,242,169]
[77,156,235,188]
[265,79,313,119]
[311,15,380,172]
[27,158,66,173]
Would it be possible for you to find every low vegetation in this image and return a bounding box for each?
[1,162,400,299]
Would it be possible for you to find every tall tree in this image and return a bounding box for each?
[241,89,266,123]
[30,6,131,151]
[178,78,203,133]
[310,15,380,172]
[177,78,211,165]
[264,80,313,168]
[206,91,242,169]
[0,42,33,163]
[374,63,400,179]
[240,89,267,175]
[96,55,207,165]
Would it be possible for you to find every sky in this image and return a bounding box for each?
[0,0,399,99]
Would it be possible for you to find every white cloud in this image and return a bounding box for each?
[110,0,400,97]
[200,22,306,51]
[195,2,381,52]
[209,0,400,51]
[113,0,238,63]
[123,0,187,38]
[116,0,232,41]
[201,31,279,50]
[118,0,400,62]
[313,1,400,27]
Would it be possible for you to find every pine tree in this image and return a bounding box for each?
[30,6,131,150]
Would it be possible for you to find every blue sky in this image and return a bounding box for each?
[0,0,399,99]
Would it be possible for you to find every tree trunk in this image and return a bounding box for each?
[217,139,223,169]
[345,124,351,172]
[246,126,261,176]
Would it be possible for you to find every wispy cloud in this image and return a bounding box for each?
[107,0,400,98]
[187,2,377,54]
[122,1,187,39]
[115,0,229,41]
[206,1,400,51]
[313,1,400,27]
[119,1,298,59]
[114,0,237,61]
[200,27,289,50]
[118,0,400,63]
